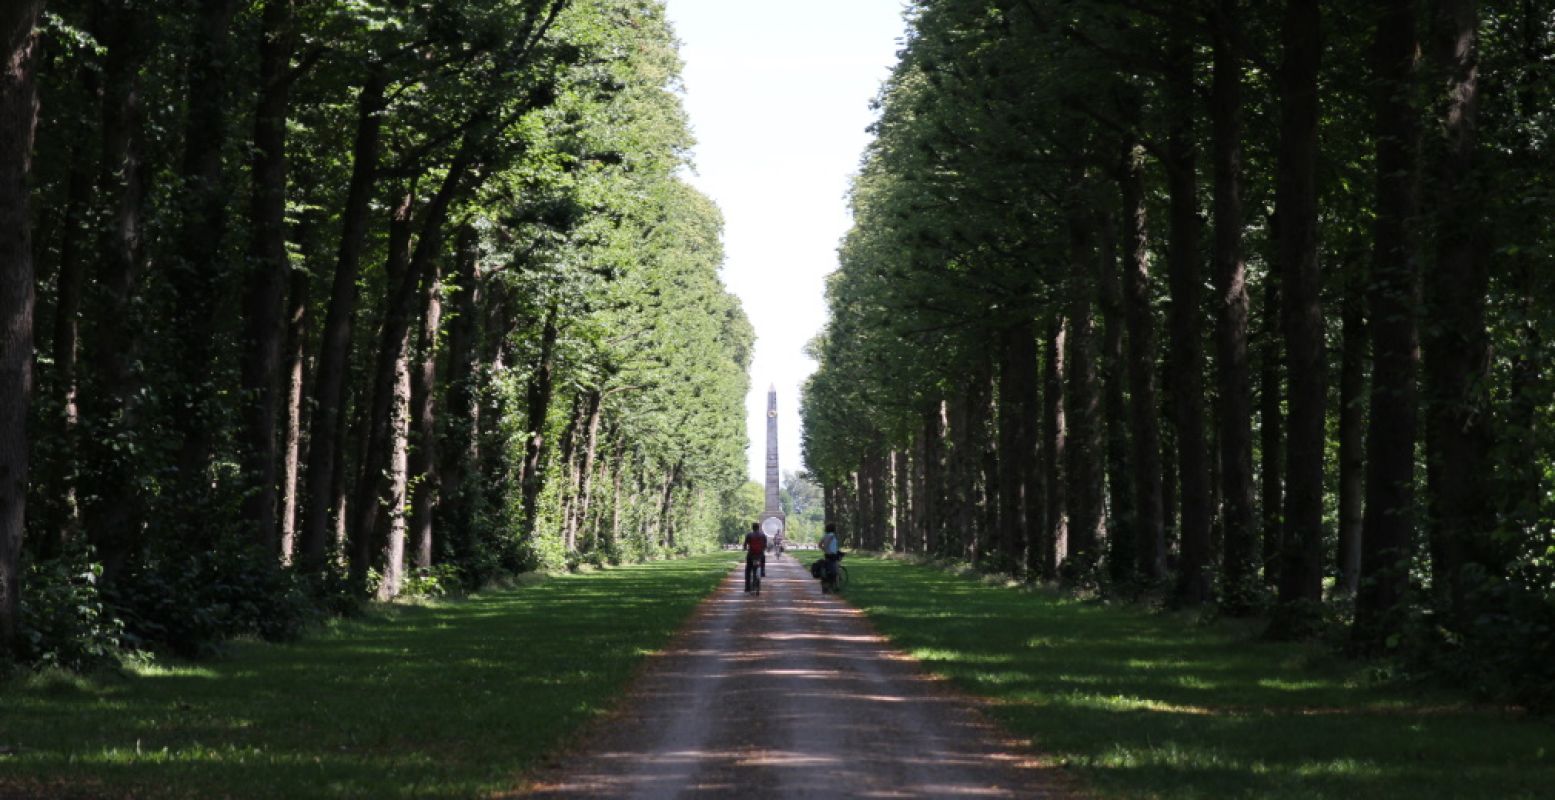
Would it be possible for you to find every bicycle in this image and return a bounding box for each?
[745,556,762,595]
[821,552,849,594]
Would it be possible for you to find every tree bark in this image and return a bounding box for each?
[407,257,442,571]
[1211,0,1256,609]
[1336,254,1367,597]
[1041,315,1067,579]
[353,137,474,592]
[922,402,945,556]
[997,323,1036,573]
[1098,208,1131,584]
[45,137,93,551]
[1120,140,1166,582]
[1422,0,1496,618]
[439,225,480,561]
[169,0,241,508]
[1259,264,1285,585]
[1274,0,1326,624]
[0,0,43,653]
[519,304,561,539]
[1357,0,1421,635]
[82,4,150,584]
[351,191,413,588]
[893,449,910,553]
[240,0,296,555]
[1166,23,1211,605]
[570,391,605,552]
[380,328,412,600]
[298,68,387,573]
[1064,197,1104,571]
[279,261,308,564]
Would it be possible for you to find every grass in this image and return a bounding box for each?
[0,552,738,799]
[843,555,1555,800]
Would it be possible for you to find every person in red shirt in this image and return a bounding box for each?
[743,521,768,593]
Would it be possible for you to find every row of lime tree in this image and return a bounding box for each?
[802,0,1554,709]
[0,0,753,667]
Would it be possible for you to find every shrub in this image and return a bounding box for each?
[401,564,463,598]
[16,548,124,672]
[106,538,316,659]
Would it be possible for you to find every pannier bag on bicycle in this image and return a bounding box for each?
[810,559,825,579]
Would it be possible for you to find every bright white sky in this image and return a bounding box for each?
[663,0,907,484]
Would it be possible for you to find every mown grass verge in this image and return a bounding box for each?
[0,552,739,799]
[843,555,1555,799]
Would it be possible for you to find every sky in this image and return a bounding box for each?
[662,0,908,485]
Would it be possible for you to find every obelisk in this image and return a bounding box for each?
[760,384,786,542]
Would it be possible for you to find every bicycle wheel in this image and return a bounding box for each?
[834,565,849,592]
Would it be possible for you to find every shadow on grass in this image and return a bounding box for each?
[0,553,739,799]
[844,557,1555,800]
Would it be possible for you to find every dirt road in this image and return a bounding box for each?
[526,554,1070,798]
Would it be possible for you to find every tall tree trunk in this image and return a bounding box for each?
[556,392,585,552]
[0,0,43,653]
[657,462,681,550]
[1166,23,1212,605]
[407,258,442,571]
[1211,0,1256,609]
[922,402,944,556]
[609,436,625,549]
[169,0,241,508]
[978,370,999,560]
[350,192,413,585]
[440,225,480,561]
[380,329,412,600]
[1357,0,1422,642]
[1120,140,1166,582]
[1422,0,1495,618]
[571,391,605,552]
[1336,255,1367,596]
[279,262,307,564]
[298,68,387,573]
[45,138,93,552]
[947,387,973,558]
[1274,0,1326,626]
[1259,267,1285,585]
[1041,315,1067,579]
[1065,197,1104,571]
[893,449,910,553]
[83,4,149,584]
[997,324,1036,572]
[240,0,296,555]
[1098,209,1132,584]
[910,427,928,553]
[353,138,473,591]
[519,305,560,539]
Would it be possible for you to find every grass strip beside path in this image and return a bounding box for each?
[843,555,1555,800]
[0,552,739,799]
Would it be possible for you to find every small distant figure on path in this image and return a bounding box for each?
[818,523,841,593]
[744,522,768,592]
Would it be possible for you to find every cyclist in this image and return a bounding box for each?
[743,521,768,592]
[818,523,842,593]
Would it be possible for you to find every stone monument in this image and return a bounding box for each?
[760,384,786,543]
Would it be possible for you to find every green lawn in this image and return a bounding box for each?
[0,552,738,799]
[843,556,1555,800]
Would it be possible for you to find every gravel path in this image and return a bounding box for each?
[525,555,1073,798]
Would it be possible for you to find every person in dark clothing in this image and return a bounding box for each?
[743,521,768,592]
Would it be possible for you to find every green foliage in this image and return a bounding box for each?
[106,540,316,659]
[716,481,764,544]
[15,549,124,673]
